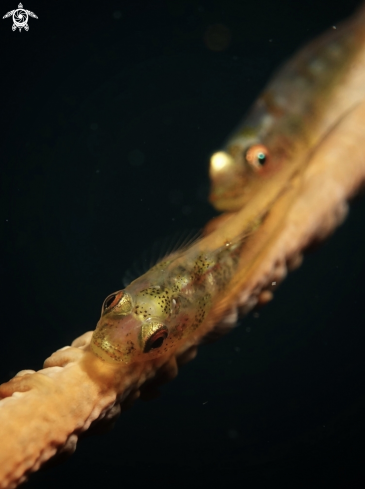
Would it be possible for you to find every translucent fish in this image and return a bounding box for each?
[209,4,365,212]
[91,5,365,364]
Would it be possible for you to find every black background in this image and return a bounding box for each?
[2,0,365,487]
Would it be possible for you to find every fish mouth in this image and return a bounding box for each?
[209,175,250,212]
[209,150,252,211]
[90,330,136,364]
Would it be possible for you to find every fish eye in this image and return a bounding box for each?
[101,290,133,316]
[144,327,168,352]
[102,292,119,311]
[245,144,270,170]
[142,322,169,353]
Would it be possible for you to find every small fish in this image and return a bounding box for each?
[91,235,249,363]
[209,4,365,212]
[91,4,365,365]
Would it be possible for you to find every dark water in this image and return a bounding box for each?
[2,0,365,486]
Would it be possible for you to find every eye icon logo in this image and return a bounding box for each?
[3,3,38,31]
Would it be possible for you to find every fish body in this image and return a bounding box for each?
[91,238,246,363]
[209,5,365,212]
[91,5,365,365]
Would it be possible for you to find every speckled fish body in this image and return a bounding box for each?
[91,234,250,363]
[209,5,365,212]
[91,6,365,365]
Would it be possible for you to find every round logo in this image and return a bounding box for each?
[13,8,28,28]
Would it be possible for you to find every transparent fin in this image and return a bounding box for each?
[123,229,201,287]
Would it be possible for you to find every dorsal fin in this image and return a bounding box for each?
[122,229,201,287]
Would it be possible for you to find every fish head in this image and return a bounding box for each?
[90,285,177,364]
[209,99,293,212]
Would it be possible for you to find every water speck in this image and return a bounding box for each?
[182,205,192,216]
[196,183,209,202]
[163,116,173,126]
[113,11,122,20]
[272,281,276,285]
[204,24,232,52]
[227,429,239,440]
[246,327,251,333]
[128,149,145,167]
[169,189,184,205]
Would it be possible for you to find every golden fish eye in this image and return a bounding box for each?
[144,327,168,352]
[140,320,168,353]
[101,290,133,316]
[102,292,120,312]
[245,144,270,171]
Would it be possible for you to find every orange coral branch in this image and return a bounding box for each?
[1,93,365,489]
[0,332,193,489]
[0,339,116,489]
